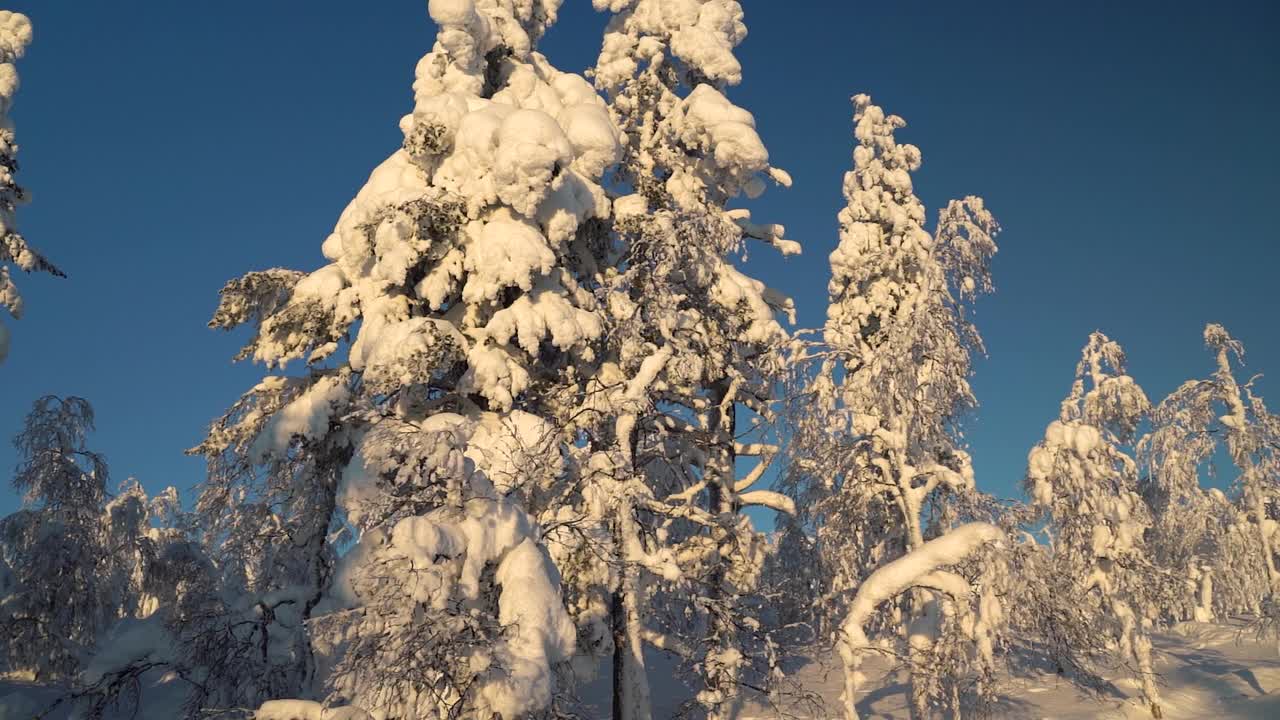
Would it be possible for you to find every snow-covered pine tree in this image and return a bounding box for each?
[579,2,800,717]
[1142,324,1279,621]
[1025,332,1162,717]
[783,94,1003,720]
[0,10,62,364]
[190,1,623,716]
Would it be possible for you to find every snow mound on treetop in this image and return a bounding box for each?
[283,6,620,409]
[593,0,747,88]
[0,11,32,61]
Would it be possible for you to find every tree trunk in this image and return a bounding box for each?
[1247,482,1280,589]
[906,594,941,720]
[703,381,739,719]
[299,467,340,699]
[1112,597,1161,717]
[612,509,652,720]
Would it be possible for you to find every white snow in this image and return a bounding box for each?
[461,211,556,302]
[738,619,1280,720]
[464,409,562,494]
[483,275,604,354]
[255,699,372,720]
[482,538,579,717]
[251,375,350,460]
[427,0,479,27]
[378,495,576,717]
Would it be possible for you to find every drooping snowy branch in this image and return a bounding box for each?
[1142,324,1280,622]
[835,522,1002,720]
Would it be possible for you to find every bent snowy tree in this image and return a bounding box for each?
[1025,332,1163,717]
[836,523,1003,720]
[1142,324,1280,623]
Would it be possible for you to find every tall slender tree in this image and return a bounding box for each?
[784,94,1004,720]
[0,10,62,364]
[586,2,799,717]
[1025,332,1162,717]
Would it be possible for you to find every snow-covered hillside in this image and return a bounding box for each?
[737,621,1280,720]
[5,620,1279,719]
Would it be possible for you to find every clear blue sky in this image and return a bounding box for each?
[1,1,1277,517]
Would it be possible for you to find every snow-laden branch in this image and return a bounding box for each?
[737,490,795,515]
[733,451,775,492]
[836,522,1002,720]
[726,208,801,256]
[616,345,674,463]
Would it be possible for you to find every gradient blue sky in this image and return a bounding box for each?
[1,1,1277,518]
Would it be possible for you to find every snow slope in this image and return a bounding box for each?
[737,620,1280,720]
[3,620,1278,719]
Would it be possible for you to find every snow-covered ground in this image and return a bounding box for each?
[3,620,1278,719]
[735,620,1280,719]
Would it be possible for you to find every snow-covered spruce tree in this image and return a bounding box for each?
[1024,332,1162,717]
[570,2,799,717]
[1141,324,1279,621]
[783,94,1003,720]
[189,1,623,716]
[0,10,62,364]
